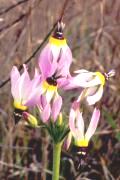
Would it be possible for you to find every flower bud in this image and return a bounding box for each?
[23,112,38,127]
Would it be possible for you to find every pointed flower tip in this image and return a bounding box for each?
[23,64,27,71]
[105,69,116,80]
[58,21,65,30]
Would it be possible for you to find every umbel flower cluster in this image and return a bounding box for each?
[10,22,115,167]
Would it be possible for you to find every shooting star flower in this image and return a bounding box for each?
[10,64,41,111]
[38,22,72,79]
[38,22,72,103]
[64,69,115,105]
[69,101,100,149]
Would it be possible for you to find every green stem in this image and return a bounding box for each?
[52,142,62,180]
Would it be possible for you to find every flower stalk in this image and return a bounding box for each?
[52,142,62,180]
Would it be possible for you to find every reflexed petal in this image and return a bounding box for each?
[64,70,104,90]
[34,68,40,78]
[50,45,62,63]
[10,66,20,99]
[10,66,20,85]
[86,86,98,96]
[85,108,100,141]
[69,107,76,137]
[84,75,103,87]
[19,65,31,101]
[65,132,73,150]
[64,47,72,68]
[86,85,103,105]
[57,47,72,77]
[25,86,42,106]
[45,88,56,103]
[74,69,89,74]
[69,101,85,140]
[39,95,47,109]
[38,44,53,78]
[51,94,62,122]
[63,72,94,89]
[76,111,84,138]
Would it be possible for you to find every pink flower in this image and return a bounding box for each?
[38,22,72,103]
[67,101,100,148]
[10,64,41,110]
[38,22,72,80]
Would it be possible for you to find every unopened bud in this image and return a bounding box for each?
[57,113,63,126]
[23,112,38,127]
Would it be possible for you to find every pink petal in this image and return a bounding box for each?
[10,66,20,85]
[38,44,54,78]
[18,65,31,101]
[10,66,20,99]
[51,94,62,122]
[58,47,72,77]
[76,111,84,137]
[64,71,102,90]
[69,105,77,136]
[25,86,42,106]
[69,101,85,140]
[65,132,73,150]
[85,108,100,141]
[41,103,51,123]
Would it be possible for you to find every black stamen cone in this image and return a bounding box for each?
[53,21,65,39]
[46,77,57,86]
[13,108,24,124]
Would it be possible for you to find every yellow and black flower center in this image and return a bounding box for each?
[13,108,24,124]
[46,76,57,86]
[13,102,28,124]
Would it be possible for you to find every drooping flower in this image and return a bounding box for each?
[68,101,100,150]
[64,69,115,105]
[38,22,72,103]
[38,22,72,79]
[10,64,41,110]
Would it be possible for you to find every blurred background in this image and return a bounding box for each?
[0,0,120,179]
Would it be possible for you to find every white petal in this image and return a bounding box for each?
[83,76,102,87]
[86,85,103,105]
[74,69,90,74]
[45,89,55,103]
[69,103,84,140]
[69,108,76,137]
